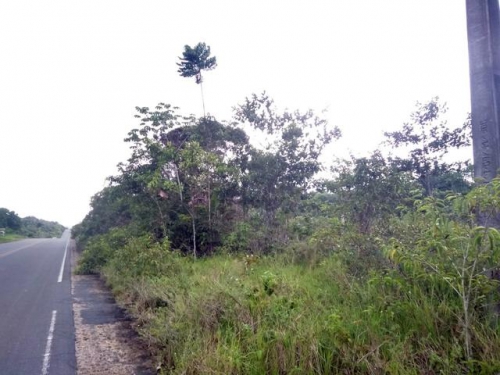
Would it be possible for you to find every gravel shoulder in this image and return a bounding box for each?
[71,242,153,375]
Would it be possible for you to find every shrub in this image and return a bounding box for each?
[105,236,178,281]
[75,227,131,274]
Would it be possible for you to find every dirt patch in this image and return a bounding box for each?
[72,243,154,375]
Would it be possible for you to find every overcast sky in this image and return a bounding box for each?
[0,1,472,226]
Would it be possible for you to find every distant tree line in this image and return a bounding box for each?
[0,208,65,238]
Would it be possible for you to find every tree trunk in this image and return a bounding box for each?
[208,179,211,230]
[200,79,206,117]
[153,197,167,239]
[192,214,197,259]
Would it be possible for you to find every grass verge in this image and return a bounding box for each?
[0,233,25,244]
[86,236,500,374]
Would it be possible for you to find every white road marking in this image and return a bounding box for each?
[57,239,69,283]
[41,310,57,375]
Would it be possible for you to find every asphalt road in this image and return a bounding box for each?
[0,230,76,375]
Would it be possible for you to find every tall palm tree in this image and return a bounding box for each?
[177,42,217,117]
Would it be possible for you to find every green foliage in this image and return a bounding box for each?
[0,208,21,230]
[74,176,500,374]
[465,175,500,226]
[106,236,177,280]
[71,185,137,250]
[386,195,500,360]
[177,42,217,85]
[77,172,500,373]
[74,91,346,256]
[233,93,342,251]
[326,151,417,234]
[76,227,132,274]
[384,98,471,196]
[20,216,65,238]
[74,86,498,373]
[115,106,247,256]
[221,221,253,253]
[101,247,500,374]
[0,207,65,238]
[0,232,25,244]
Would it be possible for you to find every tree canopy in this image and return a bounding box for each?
[177,42,217,84]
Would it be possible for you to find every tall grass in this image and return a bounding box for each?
[92,237,500,374]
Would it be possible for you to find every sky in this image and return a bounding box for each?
[0,1,472,227]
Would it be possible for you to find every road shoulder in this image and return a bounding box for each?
[71,242,153,375]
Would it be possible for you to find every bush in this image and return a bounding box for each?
[76,227,131,274]
[105,235,178,281]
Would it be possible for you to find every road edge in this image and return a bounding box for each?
[71,242,154,375]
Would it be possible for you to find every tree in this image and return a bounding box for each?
[0,208,21,230]
[177,42,217,117]
[384,98,471,196]
[114,104,248,257]
[71,185,139,249]
[234,93,341,249]
[325,151,417,234]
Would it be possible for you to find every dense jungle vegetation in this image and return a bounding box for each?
[0,207,66,241]
[72,44,500,374]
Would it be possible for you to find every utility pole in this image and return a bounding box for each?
[466,0,500,181]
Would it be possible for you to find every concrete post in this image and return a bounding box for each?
[466,0,500,181]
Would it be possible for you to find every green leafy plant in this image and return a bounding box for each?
[386,195,500,361]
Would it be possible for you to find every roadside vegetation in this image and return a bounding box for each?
[0,232,25,244]
[72,43,500,374]
[0,207,66,241]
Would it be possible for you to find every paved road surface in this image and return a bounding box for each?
[0,230,76,374]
